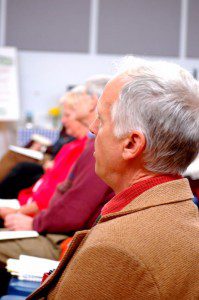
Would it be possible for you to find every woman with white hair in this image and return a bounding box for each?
[0,87,89,220]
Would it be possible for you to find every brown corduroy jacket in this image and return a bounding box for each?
[28,178,199,299]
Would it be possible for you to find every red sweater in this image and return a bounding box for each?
[18,137,87,210]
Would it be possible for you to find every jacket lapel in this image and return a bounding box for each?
[27,230,89,299]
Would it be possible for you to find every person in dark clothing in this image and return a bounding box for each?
[46,126,75,158]
[0,162,44,199]
[0,128,74,199]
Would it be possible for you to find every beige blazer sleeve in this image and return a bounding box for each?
[48,244,160,300]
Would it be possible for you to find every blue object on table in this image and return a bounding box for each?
[0,296,26,300]
[7,278,40,297]
[17,128,59,146]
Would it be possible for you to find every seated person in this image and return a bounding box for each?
[0,87,89,219]
[28,57,199,300]
[0,74,112,295]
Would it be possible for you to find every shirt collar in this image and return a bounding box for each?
[101,174,182,216]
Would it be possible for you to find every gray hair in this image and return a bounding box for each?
[86,74,111,99]
[111,57,199,174]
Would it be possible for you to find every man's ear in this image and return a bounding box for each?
[122,131,146,160]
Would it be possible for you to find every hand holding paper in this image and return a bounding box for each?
[4,213,33,231]
[0,207,17,219]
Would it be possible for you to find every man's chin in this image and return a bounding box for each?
[94,163,99,175]
[95,164,107,184]
[95,164,102,179]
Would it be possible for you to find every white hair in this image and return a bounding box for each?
[70,85,86,94]
[86,74,112,99]
[59,85,86,105]
[111,56,199,174]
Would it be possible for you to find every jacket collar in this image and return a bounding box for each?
[98,178,193,223]
[102,175,182,215]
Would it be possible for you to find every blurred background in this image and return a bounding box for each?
[0,0,198,156]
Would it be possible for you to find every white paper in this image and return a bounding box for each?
[0,47,20,121]
[0,199,20,209]
[0,230,39,240]
[7,255,59,282]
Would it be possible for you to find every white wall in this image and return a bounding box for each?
[18,52,118,126]
[18,50,199,126]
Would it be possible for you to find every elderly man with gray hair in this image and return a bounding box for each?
[29,57,199,300]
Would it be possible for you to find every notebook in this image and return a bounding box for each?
[9,145,44,161]
[7,255,59,282]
